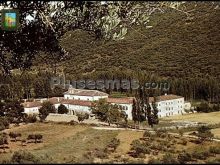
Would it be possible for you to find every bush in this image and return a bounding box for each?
[178,152,192,163]
[11,150,40,164]
[181,138,188,146]
[197,126,214,142]
[27,134,43,143]
[209,146,220,154]
[93,148,108,159]
[0,133,8,151]
[107,138,120,151]
[192,150,211,160]
[206,158,220,164]
[178,130,184,137]
[156,129,167,138]
[148,157,162,164]
[58,104,68,114]
[196,102,212,113]
[9,132,21,142]
[0,117,10,131]
[143,130,152,138]
[24,115,37,123]
[161,153,180,164]
[68,120,78,125]
[130,140,150,157]
[77,113,89,122]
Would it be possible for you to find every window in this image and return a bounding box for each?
[87,98,89,100]
[78,98,80,100]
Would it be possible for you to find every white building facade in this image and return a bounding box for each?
[22,87,186,120]
[152,95,185,118]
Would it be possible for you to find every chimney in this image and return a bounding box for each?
[57,97,60,102]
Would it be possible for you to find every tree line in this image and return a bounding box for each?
[0,69,219,103]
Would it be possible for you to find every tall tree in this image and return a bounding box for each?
[38,101,56,121]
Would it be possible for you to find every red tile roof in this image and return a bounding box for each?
[64,88,109,96]
[22,102,42,108]
[107,97,134,104]
[48,97,64,104]
[152,94,183,102]
[61,99,92,107]
[22,94,183,108]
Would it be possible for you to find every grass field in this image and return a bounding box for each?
[1,121,220,163]
[211,128,220,139]
[162,111,220,125]
[0,122,120,163]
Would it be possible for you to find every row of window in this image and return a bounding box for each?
[66,97,90,101]
[157,100,183,106]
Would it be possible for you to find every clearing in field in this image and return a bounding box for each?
[162,111,220,124]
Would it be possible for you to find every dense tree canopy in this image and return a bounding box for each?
[0,1,194,73]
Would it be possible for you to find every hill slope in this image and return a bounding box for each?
[38,2,220,79]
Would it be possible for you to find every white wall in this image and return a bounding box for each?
[110,103,133,120]
[156,98,185,118]
[63,104,91,114]
[64,94,108,101]
[24,107,40,115]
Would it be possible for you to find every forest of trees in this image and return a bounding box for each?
[0,2,219,103]
[0,69,219,103]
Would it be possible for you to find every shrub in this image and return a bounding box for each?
[178,130,184,137]
[206,158,220,164]
[148,157,162,164]
[209,146,220,154]
[197,126,214,142]
[11,150,40,164]
[0,117,10,131]
[192,150,211,160]
[178,152,192,163]
[58,104,68,114]
[161,153,179,164]
[9,132,21,142]
[181,138,188,146]
[27,134,43,143]
[68,120,78,125]
[24,115,37,123]
[143,130,152,137]
[0,133,8,152]
[82,151,94,163]
[93,148,108,159]
[130,140,150,157]
[156,129,167,138]
[77,113,89,122]
[107,138,120,151]
[196,102,212,113]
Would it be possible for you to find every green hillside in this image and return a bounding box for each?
[49,2,219,80]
